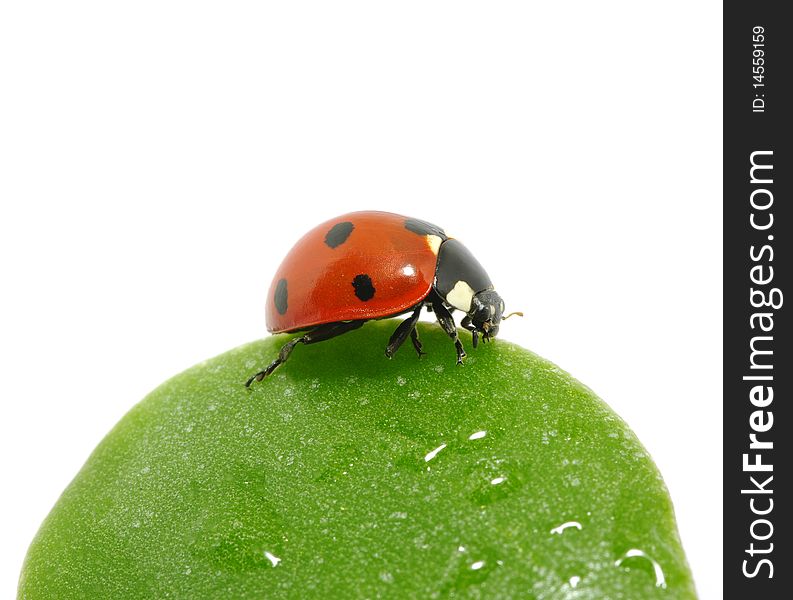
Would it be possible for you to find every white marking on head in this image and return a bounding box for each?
[401,265,416,277]
[426,234,443,255]
[446,280,475,312]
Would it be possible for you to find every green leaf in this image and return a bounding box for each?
[19,321,696,598]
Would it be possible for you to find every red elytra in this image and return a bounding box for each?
[266,211,443,333]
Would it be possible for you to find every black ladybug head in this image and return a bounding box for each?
[469,289,505,343]
[433,237,518,346]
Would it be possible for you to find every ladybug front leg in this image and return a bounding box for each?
[246,320,365,387]
[385,304,424,359]
[432,300,466,365]
[460,315,479,348]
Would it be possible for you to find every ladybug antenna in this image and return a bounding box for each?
[501,311,523,321]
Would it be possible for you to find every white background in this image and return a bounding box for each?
[0,2,722,597]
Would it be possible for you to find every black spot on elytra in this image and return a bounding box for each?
[325,221,354,248]
[352,274,376,301]
[404,218,446,239]
[274,278,288,315]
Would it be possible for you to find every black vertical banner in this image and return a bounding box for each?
[724,3,791,598]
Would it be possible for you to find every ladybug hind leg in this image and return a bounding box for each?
[246,320,365,387]
[385,304,425,359]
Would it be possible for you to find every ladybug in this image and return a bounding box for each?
[246,211,519,386]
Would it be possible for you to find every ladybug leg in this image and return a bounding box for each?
[245,337,302,386]
[432,300,466,365]
[409,327,426,357]
[245,320,365,387]
[460,316,478,348]
[385,305,424,359]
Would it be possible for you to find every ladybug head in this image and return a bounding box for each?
[468,289,505,344]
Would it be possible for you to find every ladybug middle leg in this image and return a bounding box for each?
[246,320,365,387]
[409,327,425,357]
[385,304,425,359]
